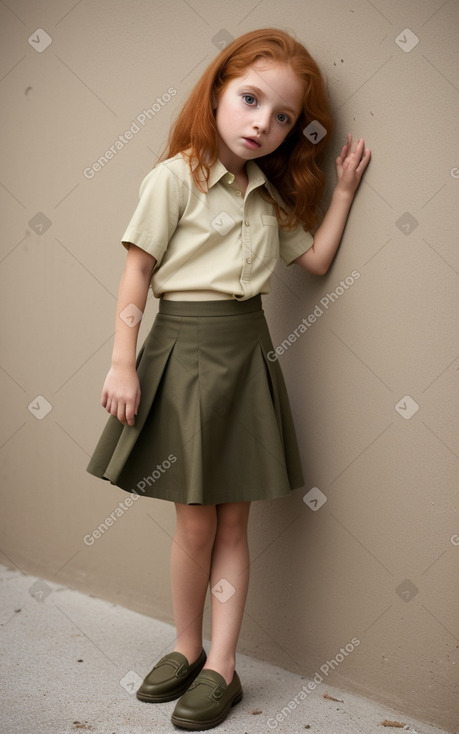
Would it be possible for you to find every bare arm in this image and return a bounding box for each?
[294,135,371,276]
[101,244,156,426]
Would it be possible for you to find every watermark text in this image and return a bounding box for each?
[83,87,177,179]
[268,271,360,362]
[267,637,360,729]
[84,454,177,546]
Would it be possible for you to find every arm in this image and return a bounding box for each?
[101,244,156,426]
[294,135,371,276]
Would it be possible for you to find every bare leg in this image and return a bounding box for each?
[171,503,217,664]
[203,501,251,684]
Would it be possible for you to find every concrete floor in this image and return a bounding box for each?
[0,564,450,734]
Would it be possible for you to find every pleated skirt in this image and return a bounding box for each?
[86,295,304,505]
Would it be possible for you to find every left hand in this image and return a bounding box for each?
[336,134,371,196]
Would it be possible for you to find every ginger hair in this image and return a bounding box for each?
[160,28,333,231]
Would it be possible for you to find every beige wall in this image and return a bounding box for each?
[1,0,458,731]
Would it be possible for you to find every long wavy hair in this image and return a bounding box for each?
[160,28,333,231]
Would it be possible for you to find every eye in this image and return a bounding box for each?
[242,94,257,106]
[276,112,290,125]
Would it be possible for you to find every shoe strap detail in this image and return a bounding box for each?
[175,662,190,678]
[210,685,225,701]
[187,670,230,699]
[153,653,187,674]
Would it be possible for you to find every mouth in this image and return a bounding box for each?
[243,137,261,149]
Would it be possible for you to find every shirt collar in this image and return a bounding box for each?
[207,159,271,194]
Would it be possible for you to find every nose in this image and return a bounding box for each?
[252,108,271,134]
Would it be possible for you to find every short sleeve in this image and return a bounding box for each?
[263,180,314,265]
[121,163,183,266]
[279,224,314,266]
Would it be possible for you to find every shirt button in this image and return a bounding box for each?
[236,191,242,197]
[244,220,249,226]
[246,257,252,264]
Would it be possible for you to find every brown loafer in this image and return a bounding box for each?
[136,648,207,703]
[171,669,243,730]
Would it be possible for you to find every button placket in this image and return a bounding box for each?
[241,198,253,288]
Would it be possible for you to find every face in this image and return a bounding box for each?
[214,60,304,173]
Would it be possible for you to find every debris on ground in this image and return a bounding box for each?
[381,721,406,729]
[323,692,344,703]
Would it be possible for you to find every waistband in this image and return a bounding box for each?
[158,294,262,317]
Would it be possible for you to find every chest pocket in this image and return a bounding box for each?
[257,214,280,262]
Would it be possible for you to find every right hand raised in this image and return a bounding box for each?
[101,365,141,426]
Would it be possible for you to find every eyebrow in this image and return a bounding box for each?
[239,84,299,115]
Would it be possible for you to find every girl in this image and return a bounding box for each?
[87,28,370,731]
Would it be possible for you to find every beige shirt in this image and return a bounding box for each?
[121,153,313,301]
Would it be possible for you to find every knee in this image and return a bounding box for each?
[215,504,250,546]
[175,506,217,553]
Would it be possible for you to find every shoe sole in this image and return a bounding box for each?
[171,690,243,730]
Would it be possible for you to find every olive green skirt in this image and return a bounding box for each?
[86,295,304,505]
